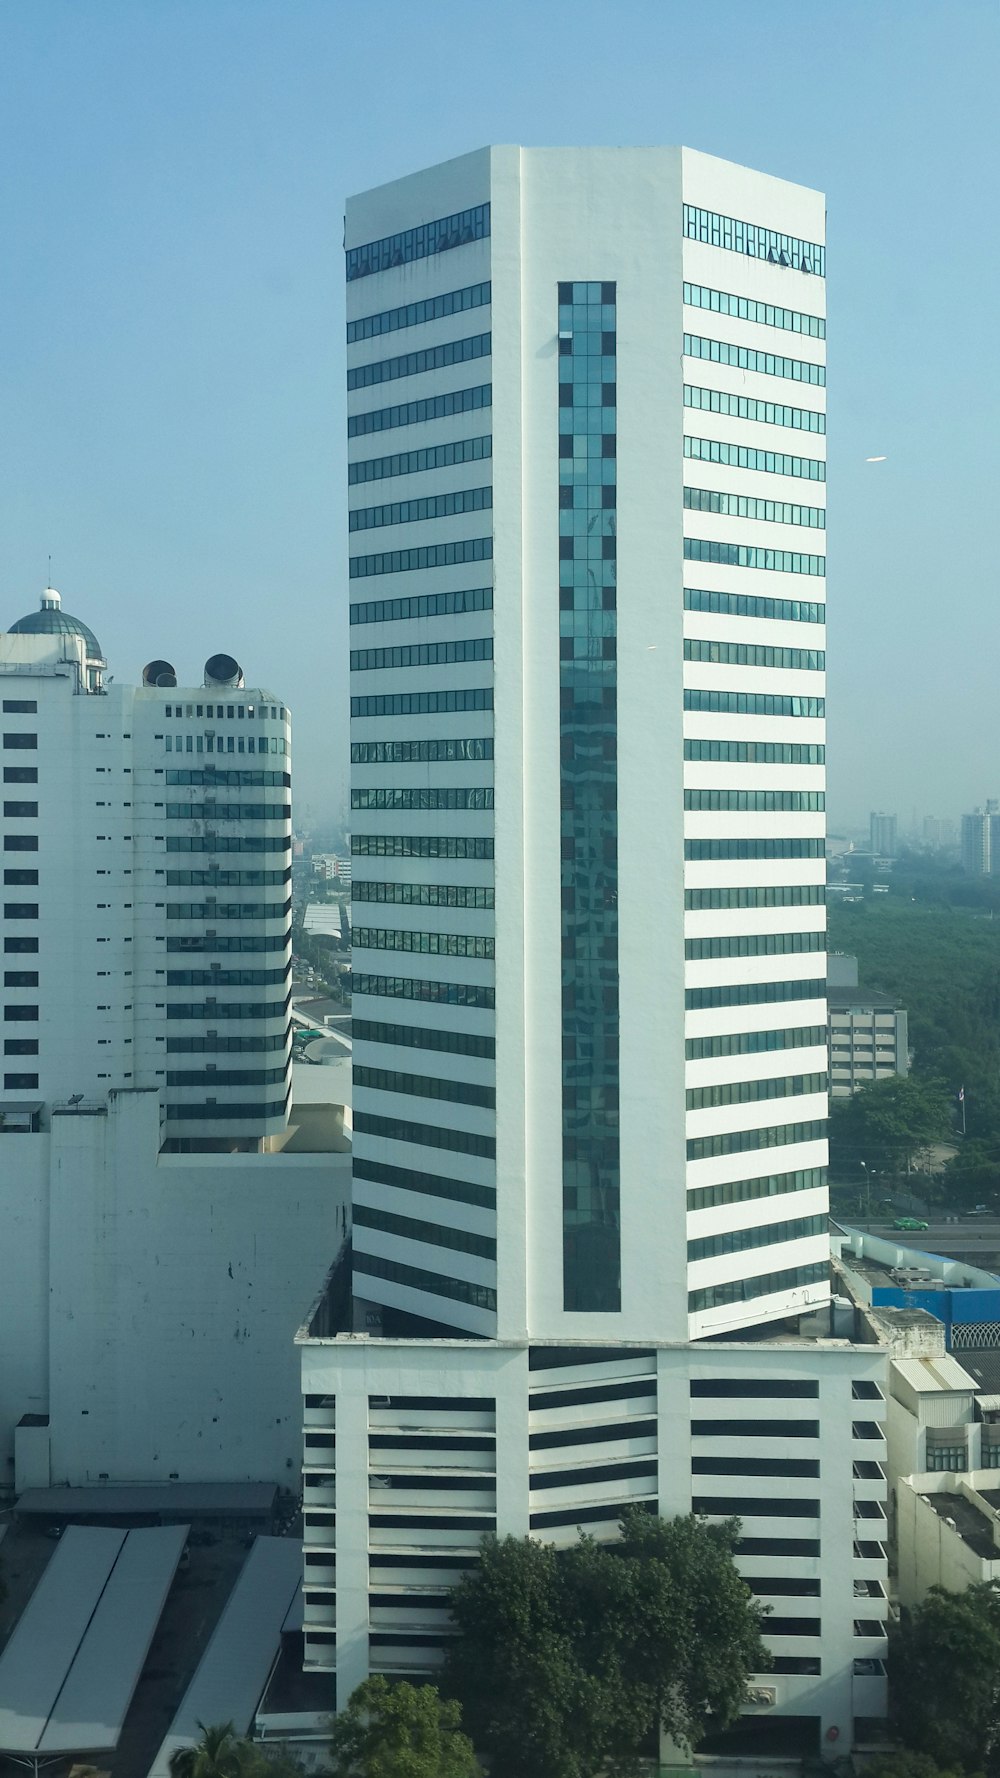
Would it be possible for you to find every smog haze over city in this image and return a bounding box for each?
[1,0,997,832]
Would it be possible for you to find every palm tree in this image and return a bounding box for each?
[168,1722,254,1778]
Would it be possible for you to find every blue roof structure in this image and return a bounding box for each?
[8,588,103,660]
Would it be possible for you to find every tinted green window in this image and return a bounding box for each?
[347,281,491,343]
[558,280,620,1313]
[346,203,490,282]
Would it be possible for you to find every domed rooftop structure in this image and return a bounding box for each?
[9,588,104,662]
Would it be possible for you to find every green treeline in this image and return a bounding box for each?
[830,869,1000,1197]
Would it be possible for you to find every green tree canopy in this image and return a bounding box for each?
[829,1073,953,1177]
[443,1510,769,1778]
[891,1582,1000,1775]
[327,1677,477,1778]
[168,1724,307,1778]
[942,1139,1000,1208]
[830,894,1000,1152]
[863,1753,968,1778]
[169,1724,254,1778]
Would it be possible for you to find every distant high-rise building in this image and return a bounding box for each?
[0,588,293,1148]
[922,815,956,851]
[961,802,1000,876]
[869,811,897,857]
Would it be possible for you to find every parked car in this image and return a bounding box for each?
[893,1216,929,1232]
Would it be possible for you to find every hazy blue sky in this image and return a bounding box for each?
[1,0,997,834]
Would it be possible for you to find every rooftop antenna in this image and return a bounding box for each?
[47,553,52,588]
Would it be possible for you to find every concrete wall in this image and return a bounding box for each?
[0,1089,347,1489]
[896,1476,1000,1607]
[873,1284,1000,1339]
[0,1134,49,1472]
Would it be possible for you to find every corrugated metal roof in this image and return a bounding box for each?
[281,1585,304,1634]
[955,1350,1000,1395]
[37,1525,187,1753]
[894,1355,980,1393]
[0,1524,187,1757]
[0,1526,126,1752]
[147,1536,301,1778]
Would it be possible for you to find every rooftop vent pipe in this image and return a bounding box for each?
[204,653,244,689]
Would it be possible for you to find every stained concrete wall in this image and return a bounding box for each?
[0,1089,347,1489]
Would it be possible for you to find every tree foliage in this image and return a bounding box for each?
[891,1582,1000,1775]
[168,1723,307,1778]
[443,1510,769,1778]
[941,1138,1000,1208]
[831,893,1000,1152]
[327,1677,478,1778]
[828,1073,953,1177]
[863,1753,968,1778]
[169,1724,252,1778]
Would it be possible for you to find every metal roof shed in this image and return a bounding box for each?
[148,1536,302,1778]
[0,1526,126,1761]
[37,1524,188,1756]
[0,1524,187,1774]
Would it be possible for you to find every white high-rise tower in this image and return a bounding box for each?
[0,591,293,1146]
[299,149,889,1758]
[348,147,828,1344]
[0,594,352,1498]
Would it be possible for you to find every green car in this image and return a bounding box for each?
[893,1216,929,1232]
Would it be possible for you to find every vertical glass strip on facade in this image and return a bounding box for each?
[557,281,621,1312]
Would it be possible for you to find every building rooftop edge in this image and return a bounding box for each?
[345,143,825,217]
[295,1329,879,1353]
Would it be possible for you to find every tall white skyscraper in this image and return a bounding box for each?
[348,146,828,1345]
[300,148,889,1759]
[0,590,293,1146]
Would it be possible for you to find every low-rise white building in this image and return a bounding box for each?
[896,1475,1000,1604]
[302,902,343,941]
[834,1225,1000,1611]
[297,1299,890,1754]
[827,958,908,1098]
[312,855,351,883]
